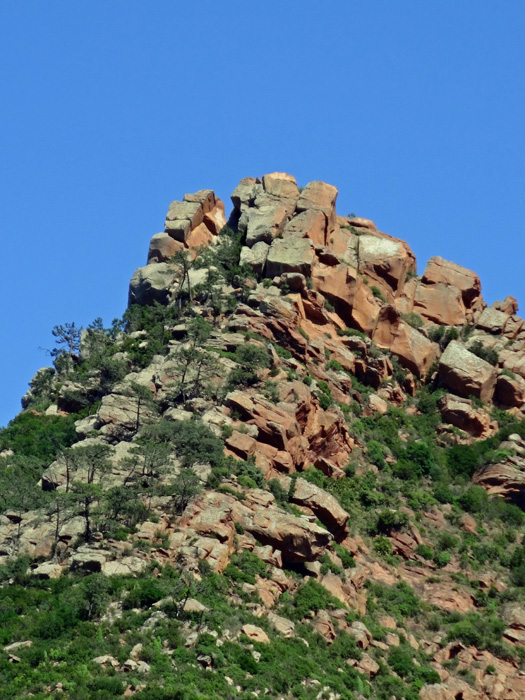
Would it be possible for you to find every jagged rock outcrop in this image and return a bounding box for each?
[8,171,525,700]
[373,305,440,377]
[413,256,485,326]
[181,488,332,563]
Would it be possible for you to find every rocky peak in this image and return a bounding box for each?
[4,172,525,700]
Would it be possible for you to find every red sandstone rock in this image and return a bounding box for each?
[422,256,482,307]
[438,394,492,437]
[373,305,440,378]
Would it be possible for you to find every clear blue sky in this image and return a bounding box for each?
[1,2,524,427]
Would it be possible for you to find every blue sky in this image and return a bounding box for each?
[1,2,524,427]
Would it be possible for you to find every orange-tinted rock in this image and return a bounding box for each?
[241,624,270,644]
[313,610,336,642]
[495,373,525,408]
[288,476,349,538]
[267,612,296,638]
[413,281,466,325]
[147,232,183,263]
[354,232,416,295]
[438,341,497,402]
[311,261,357,319]
[347,217,377,231]
[225,431,257,460]
[372,305,440,378]
[183,189,217,214]
[460,513,477,534]
[368,394,388,414]
[185,222,215,252]
[351,282,382,334]
[422,256,482,307]
[438,394,492,437]
[349,620,372,649]
[262,172,299,200]
[423,582,476,613]
[494,295,519,315]
[182,488,332,564]
[314,456,346,479]
[165,200,203,242]
[203,201,227,234]
[284,209,327,247]
[473,461,525,507]
[296,180,338,216]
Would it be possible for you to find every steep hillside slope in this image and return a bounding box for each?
[2,173,525,699]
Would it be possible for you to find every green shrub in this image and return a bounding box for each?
[367,581,421,619]
[367,440,387,469]
[337,328,367,340]
[375,509,409,534]
[370,286,386,302]
[415,544,433,560]
[469,340,499,367]
[0,411,78,463]
[333,543,356,568]
[292,579,344,619]
[225,551,268,585]
[326,359,344,372]
[447,443,482,478]
[402,312,424,329]
[458,485,488,512]
[373,536,392,556]
[433,551,451,568]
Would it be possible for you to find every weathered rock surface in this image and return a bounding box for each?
[438,394,492,437]
[128,263,177,306]
[181,488,332,563]
[373,305,440,377]
[438,341,497,402]
[422,256,482,307]
[266,237,316,278]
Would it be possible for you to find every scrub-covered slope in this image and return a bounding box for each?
[2,173,525,699]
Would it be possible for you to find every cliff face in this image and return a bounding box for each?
[2,173,525,699]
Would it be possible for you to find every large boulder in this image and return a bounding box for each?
[182,488,332,563]
[344,232,416,296]
[473,461,525,508]
[476,305,510,334]
[412,256,484,325]
[494,373,525,408]
[372,305,440,378]
[438,341,497,402]
[284,209,327,247]
[164,200,203,242]
[438,394,492,437]
[296,181,338,216]
[422,256,482,306]
[244,204,290,247]
[128,263,177,306]
[240,241,270,275]
[266,237,315,278]
[413,282,466,326]
[164,190,222,246]
[286,476,349,539]
[147,232,182,263]
[262,172,300,200]
[311,262,357,318]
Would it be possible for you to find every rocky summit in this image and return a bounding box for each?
[2,173,525,699]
